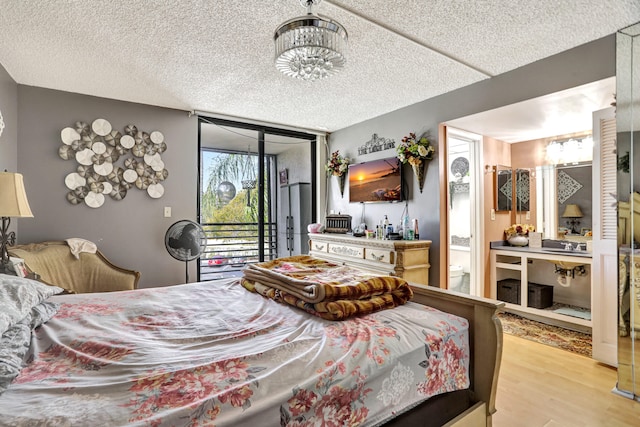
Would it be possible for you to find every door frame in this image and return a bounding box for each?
[439,124,485,296]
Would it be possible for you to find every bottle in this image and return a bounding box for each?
[413,218,419,240]
[403,214,411,240]
[383,215,389,239]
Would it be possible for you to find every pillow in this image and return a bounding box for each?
[0,274,64,336]
[0,301,60,394]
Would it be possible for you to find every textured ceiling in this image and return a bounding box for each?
[0,1,638,133]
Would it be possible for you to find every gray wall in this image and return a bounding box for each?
[17,86,197,288]
[0,63,17,172]
[327,35,616,287]
[0,63,19,235]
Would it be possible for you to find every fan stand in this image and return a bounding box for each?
[184,259,190,283]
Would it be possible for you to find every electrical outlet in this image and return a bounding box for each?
[164,207,171,218]
[526,211,531,220]
[491,209,496,220]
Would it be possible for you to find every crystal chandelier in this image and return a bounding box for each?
[274,0,348,81]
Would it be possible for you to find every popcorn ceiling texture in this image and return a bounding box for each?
[0,0,638,132]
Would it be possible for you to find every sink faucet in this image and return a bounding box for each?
[563,242,574,251]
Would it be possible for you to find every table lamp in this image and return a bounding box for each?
[0,172,33,273]
[561,203,583,234]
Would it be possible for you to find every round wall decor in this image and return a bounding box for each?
[123,168,138,183]
[92,119,112,136]
[59,118,168,207]
[147,183,164,199]
[75,148,95,166]
[150,131,164,144]
[61,127,81,145]
[65,172,86,190]
[120,134,135,149]
[84,191,105,208]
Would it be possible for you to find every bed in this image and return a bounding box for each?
[0,259,503,426]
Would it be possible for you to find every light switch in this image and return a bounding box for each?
[526,211,531,220]
[164,206,171,218]
[491,209,496,220]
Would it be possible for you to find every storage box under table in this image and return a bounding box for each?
[497,279,521,304]
[527,282,554,309]
[497,279,554,309]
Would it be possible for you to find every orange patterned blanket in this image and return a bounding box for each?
[240,255,413,320]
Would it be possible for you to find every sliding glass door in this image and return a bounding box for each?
[197,117,316,281]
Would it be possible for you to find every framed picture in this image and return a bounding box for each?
[279,169,288,186]
[580,227,592,236]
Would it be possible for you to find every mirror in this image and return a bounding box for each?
[616,22,640,400]
[557,164,592,235]
[515,169,530,212]
[534,163,592,238]
[495,165,512,211]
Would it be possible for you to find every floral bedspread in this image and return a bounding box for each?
[0,279,470,427]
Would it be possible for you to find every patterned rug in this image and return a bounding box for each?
[497,312,592,357]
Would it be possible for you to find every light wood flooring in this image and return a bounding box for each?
[493,334,640,426]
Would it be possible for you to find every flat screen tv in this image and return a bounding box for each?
[348,157,403,203]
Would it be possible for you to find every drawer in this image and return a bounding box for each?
[365,248,394,264]
[327,243,364,259]
[310,240,328,252]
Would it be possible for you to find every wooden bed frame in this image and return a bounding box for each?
[400,283,504,427]
[310,246,504,426]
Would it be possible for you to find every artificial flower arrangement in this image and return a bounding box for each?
[325,150,349,177]
[396,132,435,166]
[504,223,536,238]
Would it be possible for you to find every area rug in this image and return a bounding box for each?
[497,312,592,357]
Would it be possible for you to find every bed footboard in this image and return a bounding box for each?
[409,283,504,427]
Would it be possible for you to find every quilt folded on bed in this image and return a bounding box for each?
[240,255,413,320]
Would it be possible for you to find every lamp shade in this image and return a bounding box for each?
[0,172,33,217]
[562,204,583,218]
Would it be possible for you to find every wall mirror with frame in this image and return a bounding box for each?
[514,169,530,212]
[495,165,512,212]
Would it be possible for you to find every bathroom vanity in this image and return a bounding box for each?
[490,241,593,332]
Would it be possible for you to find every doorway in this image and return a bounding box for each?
[445,127,483,296]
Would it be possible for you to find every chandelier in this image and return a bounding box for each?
[274,0,348,81]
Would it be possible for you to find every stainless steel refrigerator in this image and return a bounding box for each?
[278,182,311,256]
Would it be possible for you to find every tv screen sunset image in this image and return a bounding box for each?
[349,157,402,203]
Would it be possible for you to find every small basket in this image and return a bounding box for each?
[325,214,351,234]
[497,279,520,304]
[527,282,553,309]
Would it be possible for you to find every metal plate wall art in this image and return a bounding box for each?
[59,118,168,207]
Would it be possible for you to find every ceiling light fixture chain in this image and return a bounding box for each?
[274,0,348,81]
[241,145,257,207]
[300,0,321,13]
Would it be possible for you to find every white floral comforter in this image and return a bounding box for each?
[0,279,469,426]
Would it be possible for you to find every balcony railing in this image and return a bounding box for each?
[199,222,277,281]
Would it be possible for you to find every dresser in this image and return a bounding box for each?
[308,233,431,285]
